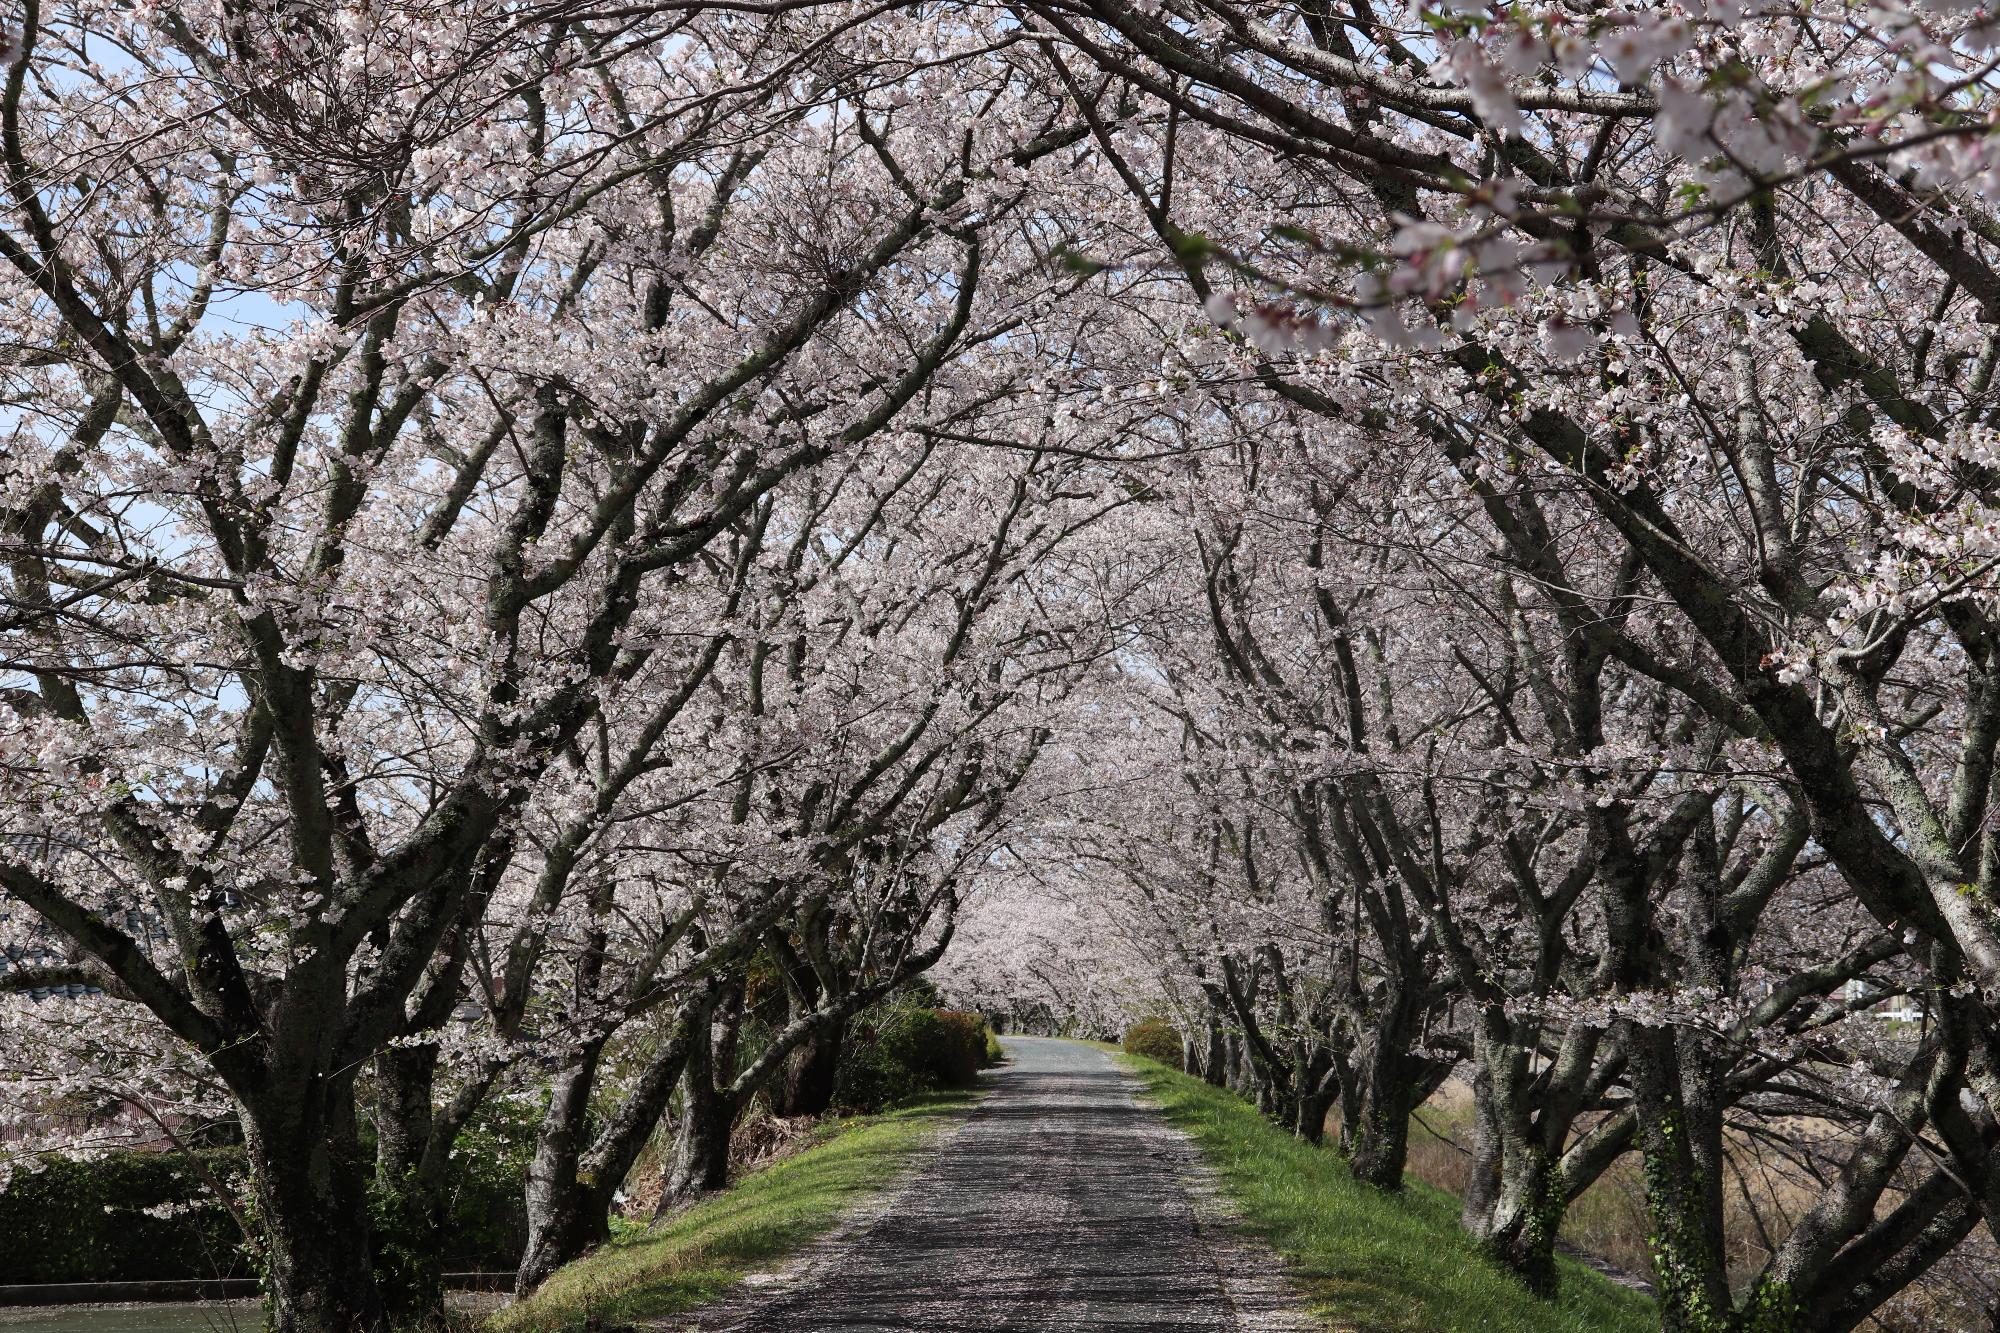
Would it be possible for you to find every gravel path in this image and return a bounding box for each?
[682,1036,1314,1333]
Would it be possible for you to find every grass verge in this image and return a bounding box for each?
[491,1093,972,1333]
[1119,1056,1655,1333]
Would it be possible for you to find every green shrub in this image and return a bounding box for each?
[834,998,990,1112]
[1122,1017,1184,1069]
[930,1010,989,1085]
[982,1025,1005,1066]
[438,1100,537,1268]
[835,1002,944,1111]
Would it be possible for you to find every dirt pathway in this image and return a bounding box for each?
[683,1036,1314,1333]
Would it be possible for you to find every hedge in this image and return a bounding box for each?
[1,1120,531,1285]
[1122,1016,1184,1069]
[0,1149,248,1284]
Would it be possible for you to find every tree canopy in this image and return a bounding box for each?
[9,2,2000,1330]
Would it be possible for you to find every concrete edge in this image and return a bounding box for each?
[0,1274,514,1307]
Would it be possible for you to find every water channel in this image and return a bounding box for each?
[0,1304,260,1333]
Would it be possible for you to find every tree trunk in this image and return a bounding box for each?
[1459,1059,1502,1239]
[658,983,746,1212]
[768,1016,845,1118]
[1348,1088,1411,1190]
[1459,1036,1561,1294]
[1476,1147,1563,1298]
[1627,1026,1731,1333]
[516,1042,609,1293]
[661,1064,736,1208]
[1293,1087,1335,1144]
[1346,990,1418,1190]
[515,1005,703,1293]
[1202,1021,1227,1087]
[242,1079,386,1333]
[515,1181,605,1299]
[1457,1012,1626,1297]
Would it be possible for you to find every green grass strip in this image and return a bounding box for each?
[492,1093,973,1333]
[1118,1056,1656,1333]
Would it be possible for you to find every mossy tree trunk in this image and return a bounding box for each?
[769,1016,846,1118]
[515,1005,704,1292]
[659,981,752,1211]
[241,1074,386,1333]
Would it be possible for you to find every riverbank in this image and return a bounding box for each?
[1120,1054,1657,1333]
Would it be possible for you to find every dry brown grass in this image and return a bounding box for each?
[1406,1084,1783,1288]
[1403,1084,1995,1332]
[606,1103,826,1221]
